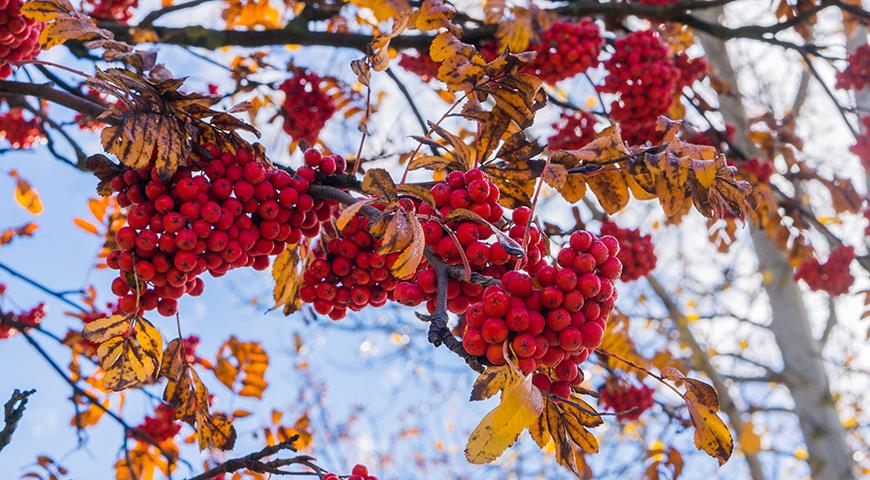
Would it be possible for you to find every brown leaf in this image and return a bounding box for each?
[390,211,425,279]
[469,365,516,401]
[683,377,719,409]
[361,168,398,202]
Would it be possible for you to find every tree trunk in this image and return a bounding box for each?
[696,8,855,479]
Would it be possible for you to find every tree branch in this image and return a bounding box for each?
[0,80,106,119]
[0,388,35,452]
[186,436,323,480]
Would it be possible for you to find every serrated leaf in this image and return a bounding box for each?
[20,0,73,22]
[465,376,543,464]
[82,314,130,344]
[470,365,515,401]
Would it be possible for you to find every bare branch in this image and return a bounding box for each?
[0,388,35,452]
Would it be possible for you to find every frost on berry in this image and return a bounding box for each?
[398,49,441,82]
[836,44,870,91]
[0,107,44,149]
[0,0,43,78]
[793,245,855,296]
[106,146,341,316]
[279,67,336,143]
[600,219,656,281]
[548,111,597,150]
[598,379,654,421]
[598,30,680,145]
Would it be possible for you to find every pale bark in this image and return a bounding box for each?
[696,8,855,479]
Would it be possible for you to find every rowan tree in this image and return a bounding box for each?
[0,0,867,479]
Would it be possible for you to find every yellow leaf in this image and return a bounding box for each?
[82,314,131,344]
[686,400,733,465]
[13,177,44,215]
[271,242,309,315]
[195,410,237,451]
[214,336,269,398]
[465,376,543,464]
[738,421,761,455]
[469,365,517,401]
[21,0,73,22]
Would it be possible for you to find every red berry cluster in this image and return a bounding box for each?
[133,404,180,442]
[325,465,376,480]
[794,244,855,296]
[736,156,774,183]
[396,173,550,315]
[398,49,441,82]
[528,20,602,84]
[836,44,870,91]
[299,213,398,320]
[106,146,339,317]
[599,30,680,145]
[0,302,45,340]
[0,108,43,149]
[598,381,654,421]
[850,117,870,173]
[279,68,336,143]
[460,230,621,397]
[599,219,656,281]
[82,0,138,22]
[547,111,597,150]
[674,53,707,89]
[0,0,43,78]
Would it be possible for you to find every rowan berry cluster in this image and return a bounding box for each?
[736,157,774,183]
[836,44,870,91]
[850,117,870,172]
[599,30,680,145]
[0,108,44,149]
[599,219,656,281]
[0,302,45,340]
[598,381,654,421]
[460,229,621,397]
[793,244,855,296]
[279,68,336,143]
[398,49,441,82]
[0,0,43,78]
[299,213,398,320]
[324,464,377,480]
[528,20,603,84]
[548,111,597,150]
[82,0,138,22]
[106,146,339,317]
[133,404,180,442]
[674,53,707,89]
[395,171,550,315]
